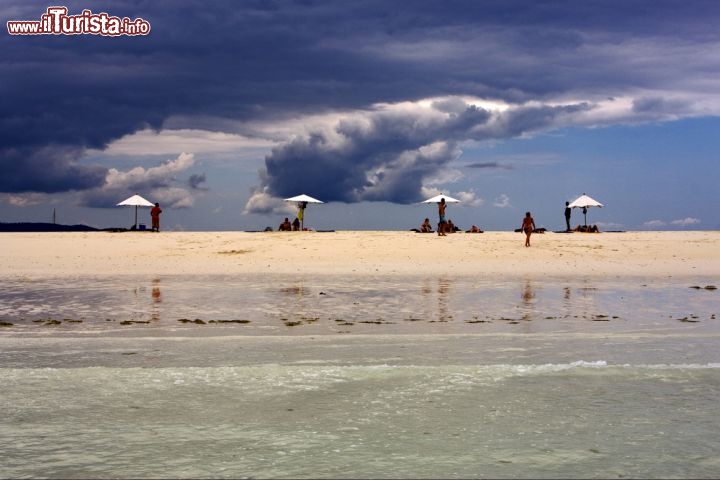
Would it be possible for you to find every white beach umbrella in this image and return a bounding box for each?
[284,194,324,204]
[283,194,324,230]
[568,193,604,226]
[117,194,154,229]
[420,194,461,204]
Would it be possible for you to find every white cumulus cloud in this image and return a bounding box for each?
[493,194,511,208]
[671,217,700,227]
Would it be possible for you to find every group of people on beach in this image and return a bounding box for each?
[269,195,597,247]
[433,198,484,235]
[278,217,302,231]
[563,202,599,233]
[432,197,538,245]
[428,197,598,247]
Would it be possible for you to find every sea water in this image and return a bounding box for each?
[1,274,719,479]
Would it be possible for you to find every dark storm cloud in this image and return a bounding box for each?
[0,146,107,193]
[257,100,589,206]
[263,130,457,204]
[3,0,719,200]
[261,103,495,204]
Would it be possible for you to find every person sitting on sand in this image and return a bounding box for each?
[521,211,536,247]
[420,218,433,233]
[447,219,456,233]
[292,217,300,231]
[466,225,484,233]
[279,218,292,231]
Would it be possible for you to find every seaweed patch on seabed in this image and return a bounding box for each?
[358,319,395,324]
[28,318,85,326]
[466,316,491,324]
[178,318,251,325]
[462,313,621,324]
[282,316,319,327]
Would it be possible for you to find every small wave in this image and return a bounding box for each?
[617,362,720,370]
[4,361,720,386]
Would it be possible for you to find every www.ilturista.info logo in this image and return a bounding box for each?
[7,6,151,36]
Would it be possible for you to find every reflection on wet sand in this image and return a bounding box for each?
[419,277,452,324]
[437,278,451,323]
[521,280,535,306]
[151,278,162,321]
[277,285,316,327]
[0,274,716,336]
[512,280,536,332]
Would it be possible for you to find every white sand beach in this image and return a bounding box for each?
[1,230,718,278]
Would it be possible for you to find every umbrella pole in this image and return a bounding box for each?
[135,205,139,229]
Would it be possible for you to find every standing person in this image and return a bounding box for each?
[297,201,307,229]
[437,198,447,236]
[150,202,162,232]
[521,211,536,247]
[564,201,572,231]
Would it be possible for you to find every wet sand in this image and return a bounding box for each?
[1,230,718,278]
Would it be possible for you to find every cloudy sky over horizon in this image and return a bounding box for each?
[2,0,719,231]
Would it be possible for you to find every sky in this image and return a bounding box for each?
[2,0,719,232]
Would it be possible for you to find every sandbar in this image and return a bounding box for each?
[1,230,717,278]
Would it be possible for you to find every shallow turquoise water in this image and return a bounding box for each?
[3,360,720,479]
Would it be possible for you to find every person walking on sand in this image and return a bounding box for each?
[150,202,162,232]
[564,201,571,231]
[521,211,536,247]
[437,198,447,236]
